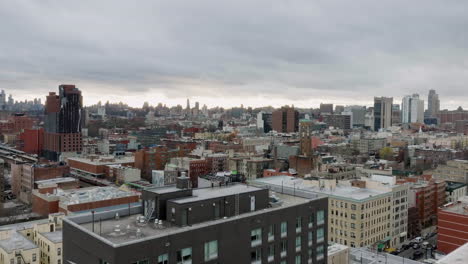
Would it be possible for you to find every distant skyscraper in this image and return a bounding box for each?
[373,97,393,131]
[401,94,424,124]
[43,84,83,161]
[272,106,299,133]
[427,89,440,118]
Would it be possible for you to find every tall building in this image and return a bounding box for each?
[401,94,424,124]
[427,89,440,118]
[272,106,299,133]
[320,103,334,114]
[43,85,83,161]
[373,97,393,131]
[299,119,313,156]
[257,111,273,133]
[63,180,328,264]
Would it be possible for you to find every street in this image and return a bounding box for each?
[398,234,438,261]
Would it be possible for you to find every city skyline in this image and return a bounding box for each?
[2,1,468,109]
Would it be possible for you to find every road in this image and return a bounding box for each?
[398,234,438,261]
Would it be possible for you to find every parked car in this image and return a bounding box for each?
[413,243,420,249]
[414,237,423,243]
[401,244,411,250]
[413,250,423,259]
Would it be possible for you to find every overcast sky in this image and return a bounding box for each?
[1,0,468,109]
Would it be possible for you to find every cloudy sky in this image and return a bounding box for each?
[1,0,468,109]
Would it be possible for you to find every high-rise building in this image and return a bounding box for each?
[63,180,328,264]
[257,111,272,133]
[272,106,299,133]
[43,84,83,161]
[427,89,440,118]
[373,97,393,131]
[299,119,313,156]
[401,94,424,124]
[319,103,334,114]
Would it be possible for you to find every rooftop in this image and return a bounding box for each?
[440,200,468,216]
[0,219,49,253]
[253,176,390,202]
[437,242,468,264]
[69,187,313,246]
[171,184,263,204]
[41,231,62,244]
[35,177,77,186]
[446,181,467,191]
[68,155,134,166]
[58,186,138,206]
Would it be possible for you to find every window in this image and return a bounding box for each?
[58,260,61,264]
[280,240,287,258]
[296,217,302,233]
[281,222,287,237]
[295,236,301,252]
[351,204,356,210]
[251,248,261,264]
[158,254,169,264]
[351,223,355,229]
[251,228,262,247]
[204,240,218,261]
[32,254,37,262]
[317,245,324,260]
[177,247,192,264]
[317,210,325,225]
[295,255,302,264]
[351,214,356,220]
[268,225,275,242]
[132,260,149,264]
[308,231,313,246]
[317,228,324,243]
[58,247,61,256]
[308,215,314,228]
[268,244,275,262]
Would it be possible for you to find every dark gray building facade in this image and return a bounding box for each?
[63,180,328,264]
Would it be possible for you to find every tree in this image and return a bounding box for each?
[379,147,394,160]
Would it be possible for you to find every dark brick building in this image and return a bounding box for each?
[272,106,299,133]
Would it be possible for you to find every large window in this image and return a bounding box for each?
[177,247,192,264]
[251,228,262,247]
[308,215,314,228]
[204,240,218,261]
[281,222,287,238]
[317,228,324,243]
[317,210,325,225]
[268,244,275,262]
[295,236,302,252]
[296,217,302,233]
[295,255,301,264]
[251,248,261,264]
[308,231,313,246]
[280,240,287,258]
[158,254,169,264]
[268,225,275,242]
[317,245,324,260]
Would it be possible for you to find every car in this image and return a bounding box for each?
[390,249,401,255]
[413,243,420,249]
[413,250,423,259]
[414,237,423,243]
[401,244,410,250]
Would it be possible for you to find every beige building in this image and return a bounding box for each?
[0,213,63,264]
[328,243,349,264]
[433,160,468,185]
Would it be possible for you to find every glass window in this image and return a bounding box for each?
[251,228,262,247]
[32,254,37,262]
[308,231,313,246]
[268,225,275,241]
[295,236,301,252]
[281,240,287,257]
[308,215,314,228]
[317,228,324,243]
[204,240,218,261]
[351,204,356,210]
[281,221,287,237]
[177,247,192,264]
[57,248,61,256]
[158,254,169,264]
[296,217,302,233]
[251,248,261,263]
[317,210,325,225]
[295,255,301,264]
[317,245,324,260]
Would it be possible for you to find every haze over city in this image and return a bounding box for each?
[2,0,468,108]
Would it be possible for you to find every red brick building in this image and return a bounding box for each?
[18,128,44,155]
[437,200,468,254]
[438,107,468,124]
[272,106,299,133]
[67,155,134,181]
[135,146,190,181]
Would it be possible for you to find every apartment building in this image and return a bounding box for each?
[433,159,468,185]
[63,179,328,264]
[253,176,393,249]
[0,213,64,264]
[437,198,468,254]
[446,181,467,203]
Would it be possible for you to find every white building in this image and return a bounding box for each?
[402,94,425,123]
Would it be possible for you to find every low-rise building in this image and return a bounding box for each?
[433,159,468,184]
[446,181,467,203]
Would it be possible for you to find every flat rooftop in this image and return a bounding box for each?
[437,242,468,264]
[41,231,62,244]
[72,189,313,246]
[253,176,390,202]
[36,177,77,185]
[68,155,134,165]
[58,186,138,206]
[440,201,468,216]
[0,219,50,253]
[171,184,263,204]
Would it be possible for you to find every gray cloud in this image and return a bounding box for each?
[1,0,468,108]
